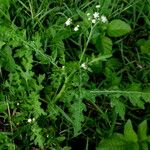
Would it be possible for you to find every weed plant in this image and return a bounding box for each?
[0,0,150,149]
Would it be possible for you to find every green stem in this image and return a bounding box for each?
[79,23,97,64]
[53,70,76,103]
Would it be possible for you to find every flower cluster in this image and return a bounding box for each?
[65,18,72,26]
[81,63,88,70]
[27,118,35,123]
[65,18,80,32]
[87,5,108,24]
[87,12,108,24]
[64,4,108,32]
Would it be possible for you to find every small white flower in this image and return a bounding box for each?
[74,25,79,31]
[101,15,108,23]
[96,5,101,8]
[81,63,88,70]
[17,103,19,106]
[32,118,35,121]
[27,118,32,123]
[93,12,99,19]
[65,18,72,26]
[87,13,91,16]
[88,17,91,20]
[92,19,96,24]
[47,135,49,138]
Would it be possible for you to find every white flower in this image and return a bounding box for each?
[81,63,88,70]
[74,25,79,31]
[96,5,101,8]
[65,18,72,26]
[101,15,108,23]
[17,103,19,106]
[92,19,96,24]
[93,12,99,19]
[27,118,32,123]
[87,13,91,16]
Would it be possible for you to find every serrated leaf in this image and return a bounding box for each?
[70,97,86,136]
[138,120,147,141]
[0,46,16,72]
[111,97,125,120]
[128,94,145,108]
[124,120,138,142]
[31,124,45,149]
[107,19,131,37]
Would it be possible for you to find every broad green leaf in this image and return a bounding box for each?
[140,40,150,55]
[124,120,138,142]
[107,19,131,37]
[96,36,112,55]
[97,133,139,150]
[138,120,147,141]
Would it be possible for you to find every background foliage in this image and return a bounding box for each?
[0,0,150,149]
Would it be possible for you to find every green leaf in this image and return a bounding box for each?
[70,96,86,136]
[0,41,5,49]
[30,123,45,149]
[140,142,149,150]
[147,135,150,143]
[128,94,145,108]
[138,120,147,141]
[97,133,139,150]
[0,0,10,20]
[96,36,112,55]
[124,120,138,142]
[140,40,150,55]
[0,101,7,113]
[0,0,9,10]
[107,19,131,37]
[110,96,125,120]
[0,46,16,72]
